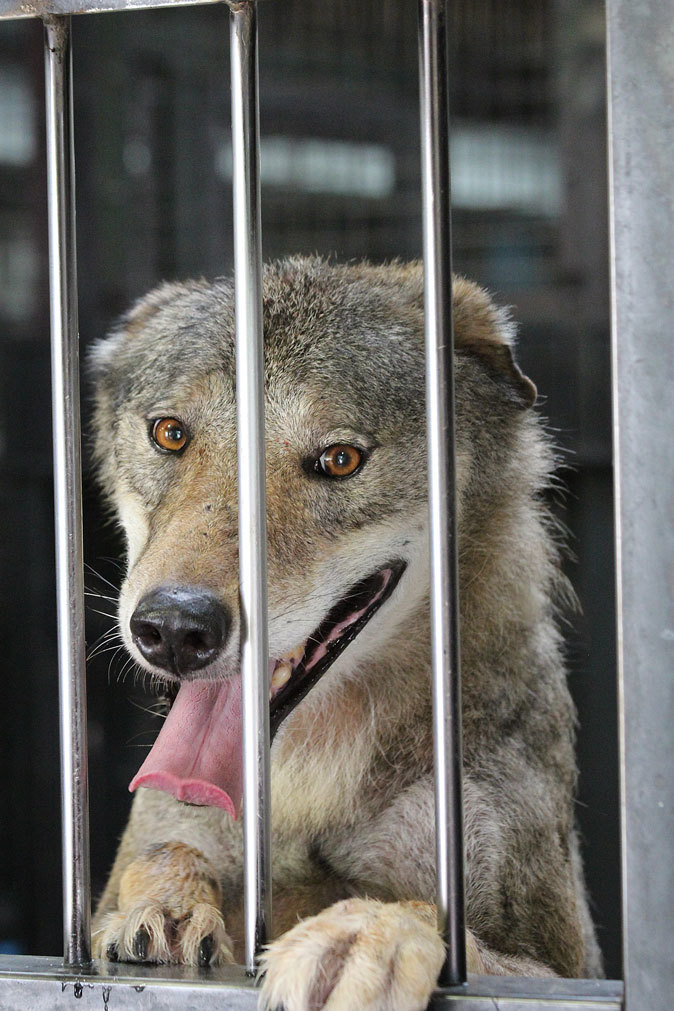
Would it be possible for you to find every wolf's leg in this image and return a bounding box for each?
[259,899,455,1011]
[259,898,556,1011]
[93,789,242,965]
[327,774,587,979]
[92,841,234,965]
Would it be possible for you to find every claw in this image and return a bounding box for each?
[133,928,150,961]
[198,934,213,967]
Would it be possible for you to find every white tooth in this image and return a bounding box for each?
[271,661,292,691]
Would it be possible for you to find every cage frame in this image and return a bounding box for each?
[0,0,672,1006]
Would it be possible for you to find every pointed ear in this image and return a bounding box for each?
[121,279,208,338]
[452,277,537,409]
[88,279,208,379]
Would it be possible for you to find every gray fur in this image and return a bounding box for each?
[90,257,601,996]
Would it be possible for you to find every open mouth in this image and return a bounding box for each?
[130,560,406,815]
[268,559,407,739]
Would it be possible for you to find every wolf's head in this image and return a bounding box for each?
[90,257,537,816]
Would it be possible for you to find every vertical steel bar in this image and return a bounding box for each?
[43,14,91,967]
[606,1,674,1008]
[418,0,466,988]
[228,0,272,975]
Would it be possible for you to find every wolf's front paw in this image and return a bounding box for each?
[92,842,234,966]
[259,898,445,1011]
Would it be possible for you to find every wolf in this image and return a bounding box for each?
[89,257,601,1010]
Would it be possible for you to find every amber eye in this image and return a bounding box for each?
[317,444,363,478]
[151,417,188,453]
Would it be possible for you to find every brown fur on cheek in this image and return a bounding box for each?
[122,449,240,607]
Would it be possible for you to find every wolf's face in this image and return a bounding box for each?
[91,258,535,814]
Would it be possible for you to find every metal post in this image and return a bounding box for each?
[606,1,674,1008]
[418,0,466,988]
[228,0,272,976]
[43,14,91,967]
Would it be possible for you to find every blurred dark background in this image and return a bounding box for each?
[0,0,619,978]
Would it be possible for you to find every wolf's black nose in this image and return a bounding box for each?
[130,587,230,675]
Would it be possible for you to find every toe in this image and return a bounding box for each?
[120,903,172,963]
[132,928,150,961]
[176,903,234,966]
[105,942,119,963]
[198,935,213,967]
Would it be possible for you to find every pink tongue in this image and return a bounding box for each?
[129,676,244,817]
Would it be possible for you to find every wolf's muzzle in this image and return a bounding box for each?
[130,586,231,676]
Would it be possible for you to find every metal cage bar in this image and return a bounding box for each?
[606,1,674,1009]
[228,0,272,975]
[43,13,92,968]
[418,0,466,988]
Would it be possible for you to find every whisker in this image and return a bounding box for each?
[124,735,156,748]
[87,624,120,651]
[85,590,118,604]
[84,561,120,594]
[86,606,119,621]
[268,581,385,625]
[112,650,135,686]
[128,696,169,720]
[97,556,125,571]
[87,639,124,663]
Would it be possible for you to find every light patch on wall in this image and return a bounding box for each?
[216,135,396,199]
[0,65,36,167]
[0,226,39,323]
[123,139,152,177]
[451,123,562,217]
